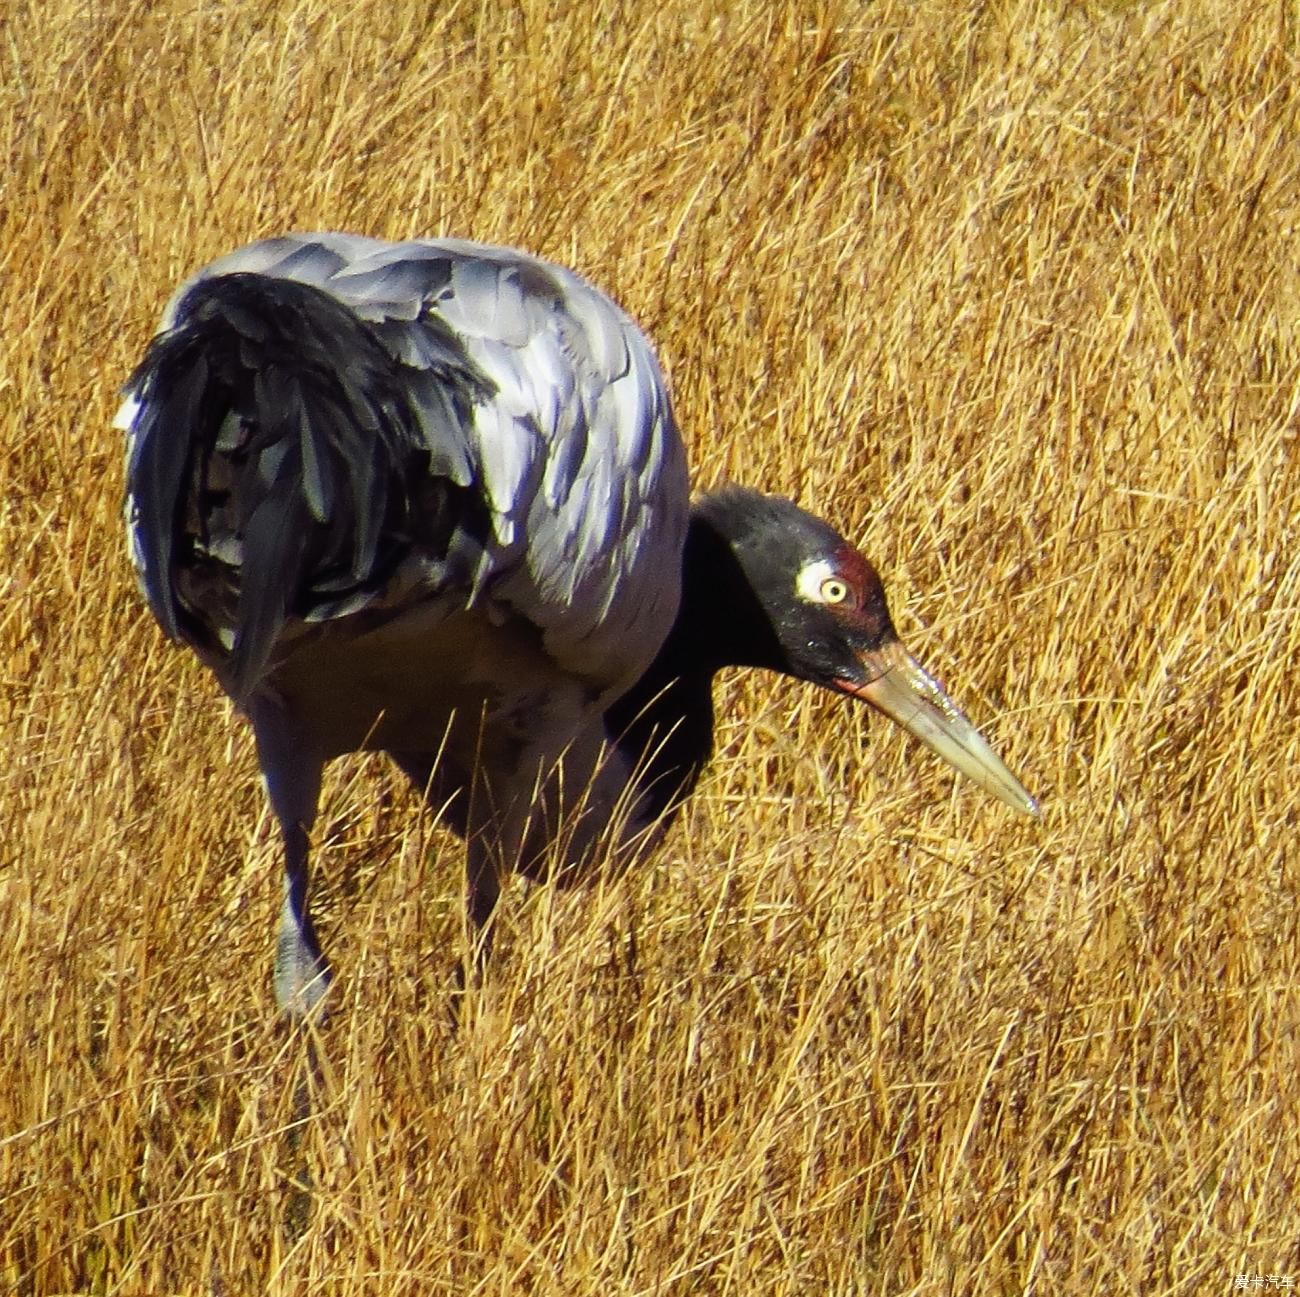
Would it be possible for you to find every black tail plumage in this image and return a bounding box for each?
[123,272,493,700]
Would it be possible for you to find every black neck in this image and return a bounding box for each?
[605,511,783,825]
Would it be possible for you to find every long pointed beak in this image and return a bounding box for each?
[835,638,1040,817]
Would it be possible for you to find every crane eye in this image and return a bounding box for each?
[796,558,853,606]
[820,577,850,604]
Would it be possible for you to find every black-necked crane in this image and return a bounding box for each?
[118,232,1037,1017]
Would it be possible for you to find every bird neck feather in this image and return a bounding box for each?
[604,508,785,823]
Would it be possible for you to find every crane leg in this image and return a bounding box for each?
[251,699,328,1019]
[388,748,502,967]
[387,750,467,838]
[464,833,502,966]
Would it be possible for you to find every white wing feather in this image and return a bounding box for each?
[131,231,689,700]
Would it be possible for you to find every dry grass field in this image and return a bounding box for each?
[3,0,1299,1291]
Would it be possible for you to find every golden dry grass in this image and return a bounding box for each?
[3,0,1299,1291]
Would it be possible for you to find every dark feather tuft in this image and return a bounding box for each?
[121,271,495,700]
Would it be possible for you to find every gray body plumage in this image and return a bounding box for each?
[119,232,690,1013]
